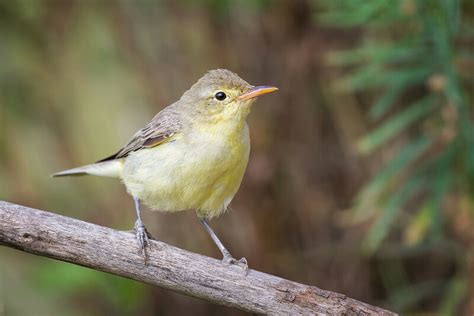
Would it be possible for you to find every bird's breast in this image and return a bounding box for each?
[122,122,250,217]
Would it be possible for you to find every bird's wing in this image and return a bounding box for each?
[97,106,182,162]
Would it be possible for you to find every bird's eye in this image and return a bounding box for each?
[215,91,227,101]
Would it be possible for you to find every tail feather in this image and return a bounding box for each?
[52,160,123,178]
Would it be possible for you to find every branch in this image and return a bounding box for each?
[0,201,395,315]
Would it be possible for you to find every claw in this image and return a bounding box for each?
[134,220,151,264]
[223,255,248,274]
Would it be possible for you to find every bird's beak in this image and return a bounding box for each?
[237,86,278,101]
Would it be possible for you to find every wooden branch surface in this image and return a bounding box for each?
[0,201,395,315]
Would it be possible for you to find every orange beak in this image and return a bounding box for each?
[237,86,278,101]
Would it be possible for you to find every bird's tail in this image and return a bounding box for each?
[51,160,123,178]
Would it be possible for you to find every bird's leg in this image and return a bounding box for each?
[133,196,151,260]
[199,218,248,271]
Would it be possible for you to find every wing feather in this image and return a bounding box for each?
[97,104,182,162]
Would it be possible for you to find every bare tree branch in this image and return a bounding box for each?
[0,201,396,315]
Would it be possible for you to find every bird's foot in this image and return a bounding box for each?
[134,219,152,264]
[222,255,248,274]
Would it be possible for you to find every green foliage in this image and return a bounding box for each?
[34,262,147,314]
[323,0,474,313]
[358,96,436,153]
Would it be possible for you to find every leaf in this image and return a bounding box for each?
[327,41,421,68]
[429,148,454,236]
[338,64,382,91]
[388,279,444,311]
[319,0,399,27]
[358,97,435,154]
[343,65,429,92]
[403,201,432,246]
[370,67,431,118]
[364,177,423,252]
[440,0,461,33]
[439,276,467,315]
[370,81,406,119]
[357,136,432,208]
[353,136,431,222]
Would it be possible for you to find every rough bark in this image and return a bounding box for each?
[0,201,396,315]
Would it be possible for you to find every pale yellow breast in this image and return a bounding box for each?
[121,122,250,218]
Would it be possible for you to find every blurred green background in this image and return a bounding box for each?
[1,0,473,315]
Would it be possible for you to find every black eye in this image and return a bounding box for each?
[215,91,226,101]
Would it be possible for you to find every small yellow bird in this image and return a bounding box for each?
[53,69,277,268]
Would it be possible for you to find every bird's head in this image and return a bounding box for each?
[181,69,278,125]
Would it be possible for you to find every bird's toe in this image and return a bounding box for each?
[222,255,248,274]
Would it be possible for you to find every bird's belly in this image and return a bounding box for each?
[121,132,250,218]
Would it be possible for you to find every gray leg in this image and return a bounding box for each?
[133,197,150,258]
[200,218,248,271]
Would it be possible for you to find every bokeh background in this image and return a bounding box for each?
[1,0,473,315]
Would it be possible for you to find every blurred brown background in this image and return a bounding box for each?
[1,0,473,315]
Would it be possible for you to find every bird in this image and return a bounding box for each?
[52,69,278,269]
